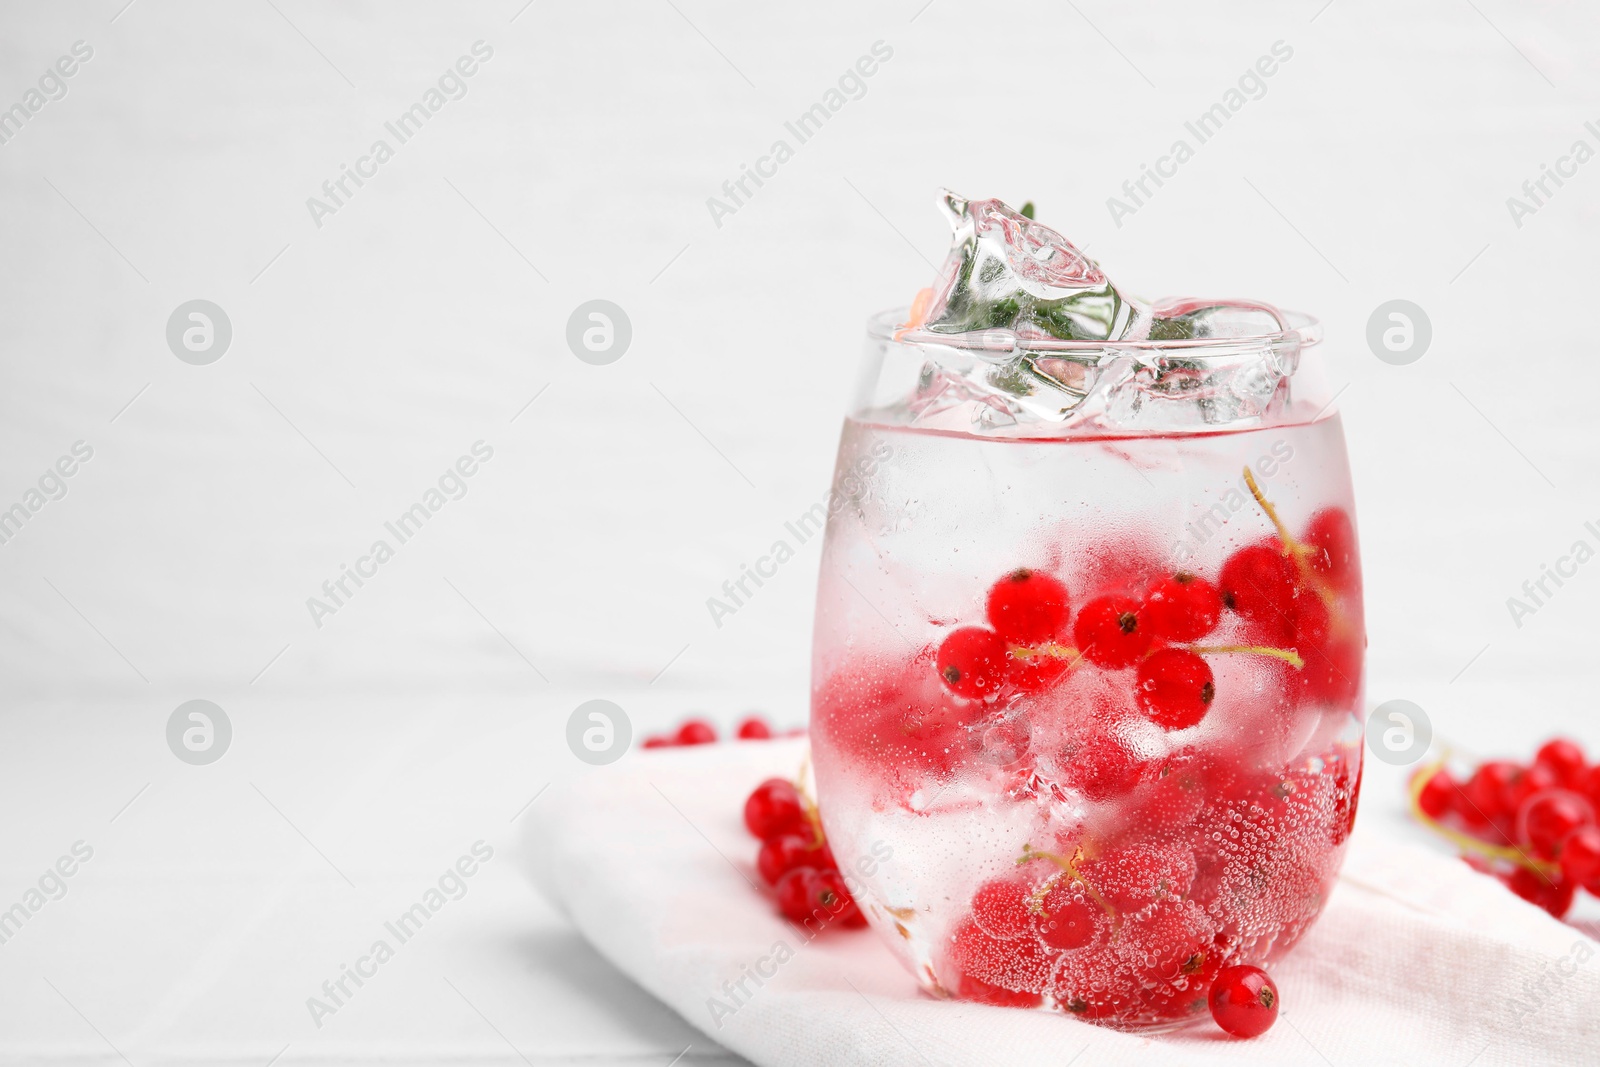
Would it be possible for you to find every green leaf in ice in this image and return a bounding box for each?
[1148,315,1198,341]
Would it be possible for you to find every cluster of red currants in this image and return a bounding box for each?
[743,777,865,932]
[1413,737,1600,918]
[948,832,1291,1036]
[933,498,1358,729]
[642,714,801,749]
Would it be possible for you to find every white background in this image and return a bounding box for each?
[1,1,1597,1064]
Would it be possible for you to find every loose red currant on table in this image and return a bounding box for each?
[1072,595,1151,668]
[1412,742,1600,919]
[1506,865,1576,918]
[1209,965,1279,1038]
[1134,648,1215,730]
[1141,572,1222,642]
[756,833,833,886]
[1415,767,1458,820]
[809,869,866,927]
[936,626,1010,699]
[1462,760,1520,824]
[774,867,816,922]
[735,715,773,740]
[675,718,717,745]
[744,773,863,933]
[1581,765,1600,812]
[1534,737,1587,788]
[1507,763,1558,811]
[1560,825,1600,892]
[1517,790,1594,861]
[985,568,1069,644]
[744,778,806,840]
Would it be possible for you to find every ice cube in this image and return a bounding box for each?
[1147,297,1290,341]
[883,192,1305,435]
[919,190,1149,342]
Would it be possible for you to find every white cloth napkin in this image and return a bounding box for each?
[521,739,1600,1067]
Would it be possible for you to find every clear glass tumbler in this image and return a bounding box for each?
[810,309,1363,1030]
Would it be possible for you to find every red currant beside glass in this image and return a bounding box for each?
[1410,736,1597,919]
[1208,965,1278,1038]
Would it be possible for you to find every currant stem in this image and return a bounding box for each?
[1242,465,1337,609]
[1189,644,1305,669]
[792,751,827,849]
[1011,643,1082,663]
[1407,760,1559,878]
[1016,843,1116,919]
[1242,466,1304,558]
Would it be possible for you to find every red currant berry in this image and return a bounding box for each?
[774,868,817,922]
[935,626,1010,699]
[1122,900,1216,982]
[1062,727,1149,801]
[1301,507,1357,588]
[1294,632,1362,708]
[949,919,1049,1006]
[735,716,772,740]
[1332,758,1363,846]
[1463,761,1519,823]
[1134,648,1216,730]
[956,972,1043,1008]
[1218,544,1298,628]
[1005,648,1073,692]
[1414,767,1457,820]
[1052,959,1139,1020]
[1506,865,1576,918]
[1078,842,1197,913]
[744,778,806,840]
[1121,753,1208,832]
[1035,882,1101,950]
[1072,595,1151,668]
[1518,789,1595,861]
[641,735,673,749]
[1507,763,1558,811]
[1142,572,1222,642]
[675,719,717,745]
[1559,825,1600,892]
[1209,965,1278,1038]
[1292,592,1331,648]
[970,879,1034,940]
[985,568,1069,644]
[811,869,866,927]
[1534,738,1587,788]
[757,833,827,886]
[1580,765,1600,813]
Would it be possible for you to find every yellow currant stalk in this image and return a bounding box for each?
[1016,842,1116,920]
[1188,643,1304,669]
[1242,465,1337,610]
[792,750,827,849]
[1407,760,1558,878]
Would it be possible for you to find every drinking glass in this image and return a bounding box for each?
[810,309,1362,1029]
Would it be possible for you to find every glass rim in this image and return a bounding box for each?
[866,306,1322,358]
